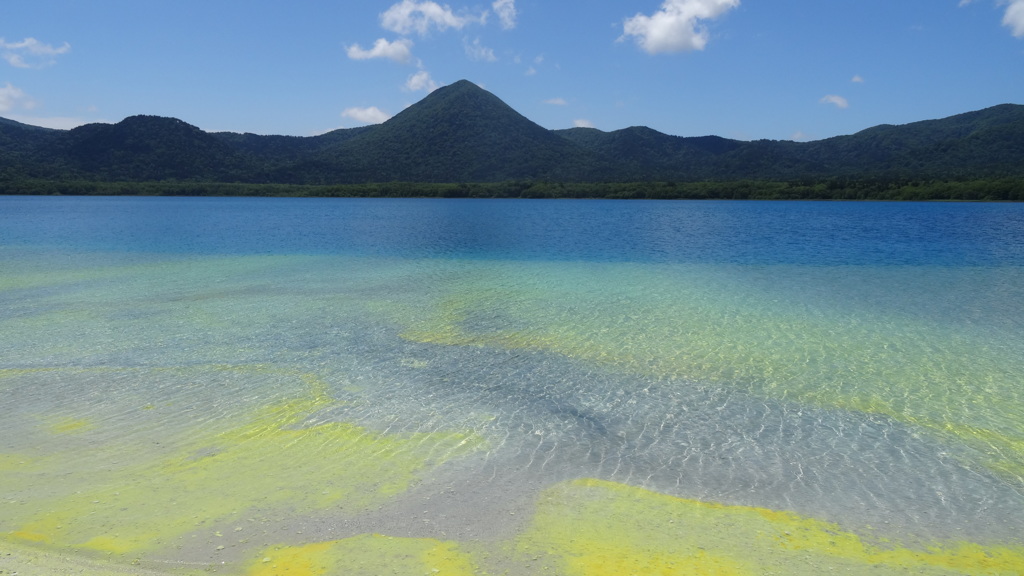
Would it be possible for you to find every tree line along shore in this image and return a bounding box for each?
[2,178,1021,201]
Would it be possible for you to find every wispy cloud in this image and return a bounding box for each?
[522,54,543,75]
[5,114,94,130]
[851,74,864,83]
[1003,0,1024,37]
[820,94,849,109]
[960,0,1024,37]
[464,37,496,62]
[0,82,36,112]
[347,38,415,63]
[493,0,518,30]
[406,70,439,92]
[341,106,391,125]
[574,119,595,128]
[381,0,485,36]
[0,37,70,68]
[544,97,567,106]
[621,0,740,54]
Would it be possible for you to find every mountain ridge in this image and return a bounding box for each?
[2,79,1022,185]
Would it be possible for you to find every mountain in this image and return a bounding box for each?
[790,104,1024,178]
[282,80,607,183]
[59,115,252,181]
[557,126,751,180]
[555,104,1024,181]
[1,80,1022,186]
[0,117,60,179]
[211,126,373,179]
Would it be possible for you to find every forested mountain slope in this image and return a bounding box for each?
[1,80,1022,185]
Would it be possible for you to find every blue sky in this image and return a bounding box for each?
[3,1,1022,141]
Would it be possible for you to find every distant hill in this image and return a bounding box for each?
[788,104,1024,178]
[60,115,253,181]
[1,79,1022,186]
[301,79,609,183]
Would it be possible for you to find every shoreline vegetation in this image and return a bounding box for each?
[2,178,1022,201]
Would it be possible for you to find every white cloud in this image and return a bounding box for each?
[5,114,93,130]
[522,55,543,75]
[406,70,439,92]
[493,0,518,30]
[960,1,1024,37]
[0,82,36,112]
[342,106,391,125]
[820,94,849,109]
[466,44,495,61]
[381,0,484,36]
[1003,0,1024,37]
[621,0,740,54]
[464,37,497,62]
[574,119,595,128]
[544,98,567,106]
[851,74,864,83]
[0,37,70,68]
[347,38,415,63]
[791,130,811,141]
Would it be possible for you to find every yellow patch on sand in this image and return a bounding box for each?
[48,416,95,434]
[516,479,1024,576]
[7,372,483,559]
[248,534,477,576]
[0,453,32,472]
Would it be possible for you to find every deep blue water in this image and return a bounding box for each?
[3,195,1023,265]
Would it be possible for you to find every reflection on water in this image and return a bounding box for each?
[1,197,1023,575]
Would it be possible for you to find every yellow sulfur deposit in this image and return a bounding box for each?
[248,534,477,576]
[515,479,1024,576]
[3,367,483,560]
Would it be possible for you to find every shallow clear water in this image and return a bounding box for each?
[2,196,1024,575]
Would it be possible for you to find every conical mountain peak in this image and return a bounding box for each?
[330,80,600,182]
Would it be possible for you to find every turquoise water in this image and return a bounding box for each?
[2,196,1024,574]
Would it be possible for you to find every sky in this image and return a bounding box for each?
[2,0,1023,141]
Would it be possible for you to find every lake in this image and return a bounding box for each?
[2,196,1024,575]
